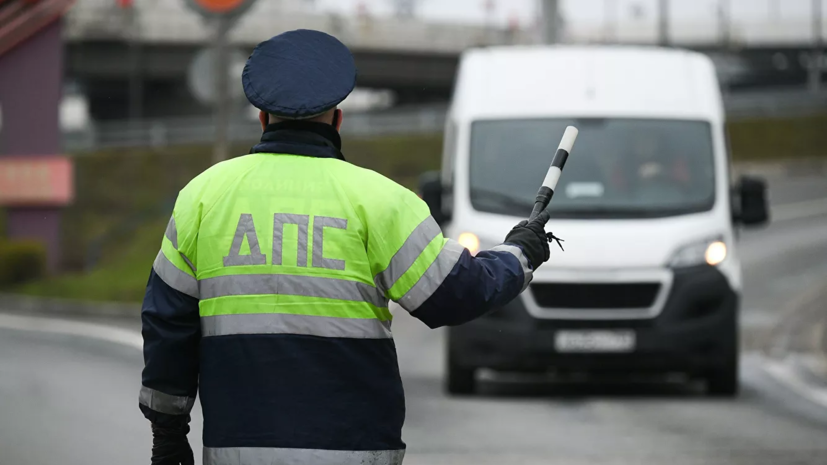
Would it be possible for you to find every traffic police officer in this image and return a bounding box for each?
[139,29,555,465]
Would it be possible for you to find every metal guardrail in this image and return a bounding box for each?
[67,0,825,50]
[724,88,827,119]
[64,90,826,153]
[64,105,449,153]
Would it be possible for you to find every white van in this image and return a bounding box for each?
[419,46,769,397]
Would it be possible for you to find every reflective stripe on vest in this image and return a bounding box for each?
[199,273,387,308]
[489,244,533,292]
[203,447,405,465]
[153,250,199,298]
[398,239,465,312]
[201,313,392,339]
[373,216,442,294]
[139,386,195,416]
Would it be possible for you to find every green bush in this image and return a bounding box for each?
[728,114,827,161]
[0,240,47,286]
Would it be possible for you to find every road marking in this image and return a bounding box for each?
[0,313,142,351]
[772,197,827,222]
[761,356,827,409]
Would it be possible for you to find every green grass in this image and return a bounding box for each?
[728,114,827,161]
[5,114,825,303]
[5,134,443,303]
[14,220,166,302]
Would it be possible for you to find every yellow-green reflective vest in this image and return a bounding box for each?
[155,153,458,333]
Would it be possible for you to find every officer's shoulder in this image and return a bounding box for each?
[180,155,260,197]
[336,162,414,196]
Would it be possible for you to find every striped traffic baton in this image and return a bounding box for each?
[528,126,579,222]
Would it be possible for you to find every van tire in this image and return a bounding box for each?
[706,361,739,397]
[446,359,476,395]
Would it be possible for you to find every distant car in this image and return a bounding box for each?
[420,45,769,397]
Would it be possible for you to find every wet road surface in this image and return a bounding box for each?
[1,174,826,465]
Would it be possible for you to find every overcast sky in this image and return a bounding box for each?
[311,0,820,27]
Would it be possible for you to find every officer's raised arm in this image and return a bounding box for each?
[363,180,552,329]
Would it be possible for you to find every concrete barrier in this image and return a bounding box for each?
[732,157,827,181]
[763,278,827,401]
[0,293,139,318]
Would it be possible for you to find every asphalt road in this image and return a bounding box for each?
[1,174,826,465]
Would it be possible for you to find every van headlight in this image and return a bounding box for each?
[457,232,481,255]
[667,236,727,268]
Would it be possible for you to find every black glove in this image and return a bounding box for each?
[503,210,564,270]
[151,423,194,465]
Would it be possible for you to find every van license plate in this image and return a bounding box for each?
[555,330,636,353]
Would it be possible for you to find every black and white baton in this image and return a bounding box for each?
[528,126,579,222]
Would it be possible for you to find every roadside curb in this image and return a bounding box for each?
[760,279,827,405]
[732,158,827,180]
[0,293,139,319]
[741,325,772,353]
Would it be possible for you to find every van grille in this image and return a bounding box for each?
[530,283,661,309]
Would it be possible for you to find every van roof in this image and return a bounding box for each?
[452,45,723,122]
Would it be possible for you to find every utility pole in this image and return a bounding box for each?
[185,0,256,165]
[809,0,824,92]
[213,16,231,164]
[657,0,669,47]
[718,0,732,48]
[125,0,143,121]
[604,0,617,43]
[483,0,496,45]
[541,0,560,44]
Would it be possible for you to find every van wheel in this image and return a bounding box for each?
[446,359,476,396]
[706,361,739,397]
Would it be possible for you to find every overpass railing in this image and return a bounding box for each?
[65,0,531,53]
[64,105,449,153]
[65,90,827,154]
[67,0,825,51]
[724,87,827,119]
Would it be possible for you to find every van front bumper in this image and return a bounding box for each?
[448,265,738,374]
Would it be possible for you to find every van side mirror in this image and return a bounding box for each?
[419,171,448,224]
[734,175,769,227]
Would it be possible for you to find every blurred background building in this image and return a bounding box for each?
[1,6,827,464]
[0,0,825,285]
[59,0,826,145]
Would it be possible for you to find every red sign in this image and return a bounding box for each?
[192,0,245,12]
[186,0,256,17]
[0,156,74,206]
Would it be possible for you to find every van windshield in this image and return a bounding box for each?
[469,118,717,219]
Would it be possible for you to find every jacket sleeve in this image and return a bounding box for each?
[139,203,201,427]
[364,182,532,329]
[407,244,531,329]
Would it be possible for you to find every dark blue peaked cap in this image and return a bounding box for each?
[242,29,357,119]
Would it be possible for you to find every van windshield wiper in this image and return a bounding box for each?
[550,205,710,218]
[469,188,535,212]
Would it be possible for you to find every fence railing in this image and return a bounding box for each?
[64,90,827,153]
[724,87,827,119]
[66,1,531,54]
[64,105,449,153]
